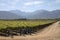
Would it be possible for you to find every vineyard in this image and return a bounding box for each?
[0,20,57,37]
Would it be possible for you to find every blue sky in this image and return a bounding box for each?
[0,0,60,12]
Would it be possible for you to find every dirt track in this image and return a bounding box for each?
[0,21,60,40]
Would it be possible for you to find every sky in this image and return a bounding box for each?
[0,0,60,12]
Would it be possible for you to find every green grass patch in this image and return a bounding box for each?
[0,20,57,29]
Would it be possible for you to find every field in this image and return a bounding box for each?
[0,20,57,29]
[0,19,58,37]
[0,20,60,40]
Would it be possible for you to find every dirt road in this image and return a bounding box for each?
[0,21,60,40]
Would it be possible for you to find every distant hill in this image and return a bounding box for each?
[51,10,60,18]
[10,10,28,18]
[0,10,60,19]
[0,11,22,19]
[24,10,60,19]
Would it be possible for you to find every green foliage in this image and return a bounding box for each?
[0,20,57,29]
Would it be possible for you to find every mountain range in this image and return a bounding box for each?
[0,10,60,19]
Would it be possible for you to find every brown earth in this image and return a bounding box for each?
[0,21,60,40]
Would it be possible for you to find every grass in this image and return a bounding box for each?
[0,19,58,36]
[0,19,57,29]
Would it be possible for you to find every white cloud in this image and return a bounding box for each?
[10,0,19,5]
[1,0,19,5]
[0,3,6,6]
[24,1,44,6]
[2,0,20,9]
[55,0,60,3]
[13,0,20,3]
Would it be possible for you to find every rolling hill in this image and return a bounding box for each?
[0,10,60,19]
[0,11,22,19]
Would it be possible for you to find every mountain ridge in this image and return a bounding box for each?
[0,10,60,19]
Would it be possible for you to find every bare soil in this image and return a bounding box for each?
[0,21,60,40]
